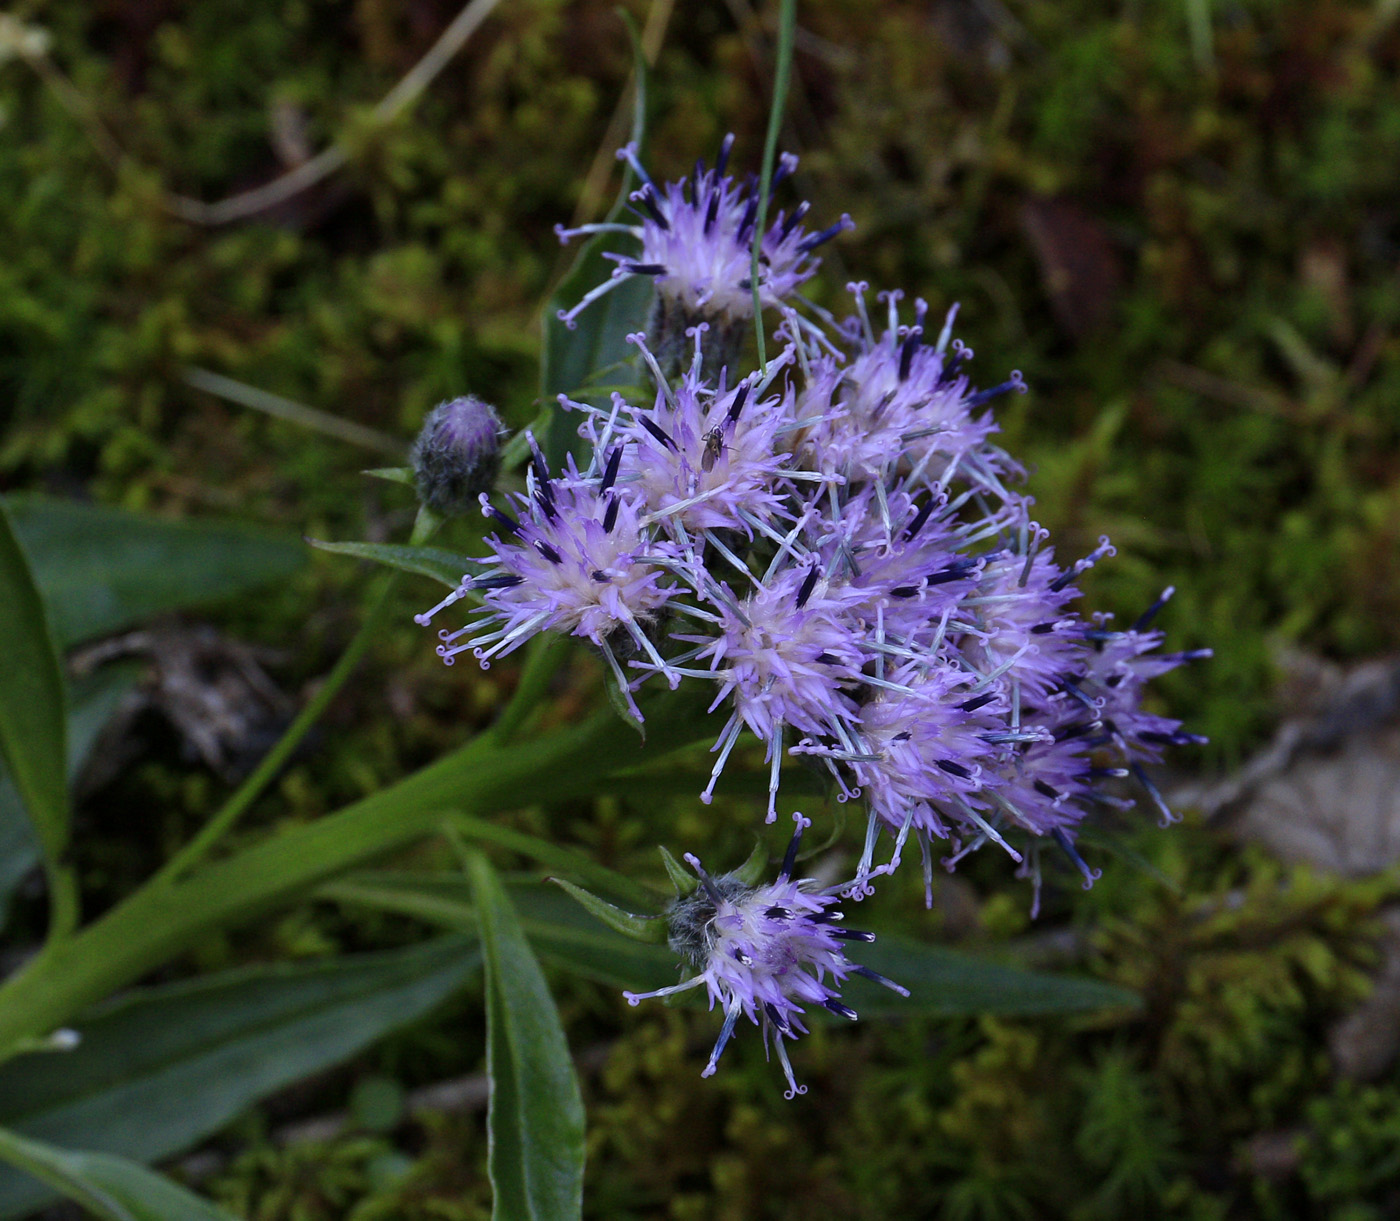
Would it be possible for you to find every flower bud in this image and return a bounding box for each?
[410,396,504,516]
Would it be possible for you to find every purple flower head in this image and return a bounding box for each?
[989,726,1098,840]
[959,542,1108,707]
[793,291,1019,488]
[810,484,982,640]
[684,561,866,821]
[623,813,907,1099]
[415,442,682,721]
[609,335,797,536]
[554,136,852,374]
[410,396,504,516]
[851,661,1006,839]
[1071,588,1212,825]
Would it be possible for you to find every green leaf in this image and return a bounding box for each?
[321,872,1133,1021]
[538,22,653,470]
[0,786,35,931]
[730,838,769,887]
[469,855,585,1221]
[321,872,681,994]
[0,665,141,930]
[448,813,661,909]
[0,501,68,870]
[0,696,713,1056]
[0,937,481,1219]
[307,537,484,588]
[540,256,652,469]
[657,845,696,896]
[603,764,828,803]
[845,935,1141,1019]
[550,878,667,942]
[362,466,416,486]
[0,1128,237,1221]
[5,496,306,648]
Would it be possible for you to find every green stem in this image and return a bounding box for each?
[155,570,401,886]
[42,864,78,944]
[0,690,709,1056]
[749,0,798,370]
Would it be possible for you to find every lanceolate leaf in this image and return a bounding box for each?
[4,496,306,649]
[0,937,481,1219]
[0,501,68,868]
[469,855,585,1221]
[550,878,668,942]
[361,466,416,486]
[538,17,653,470]
[846,934,1140,1018]
[307,537,485,588]
[320,873,681,994]
[657,846,696,896]
[0,1128,237,1221]
[448,813,661,909]
[0,665,141,932]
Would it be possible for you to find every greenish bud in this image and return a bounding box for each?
[410,396,504,516]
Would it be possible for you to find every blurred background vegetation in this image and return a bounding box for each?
[2,0,1399,1216]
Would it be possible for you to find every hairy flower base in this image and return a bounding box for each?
[624,815,908,1098]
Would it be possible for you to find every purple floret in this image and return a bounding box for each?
[414,447,683,721]
[555,136,851,331]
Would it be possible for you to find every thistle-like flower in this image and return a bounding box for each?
[623,814,907,1099]
[414,440,684,720]
[556,135,851,374]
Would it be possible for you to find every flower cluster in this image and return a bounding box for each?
[417,138,1206,1088]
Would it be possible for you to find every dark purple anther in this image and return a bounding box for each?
[1131,586,1175,631]
[958,692,997,712]
[471,574,524,590]
[727,382,750,423]
[640,416,679,452]
[779,200,811,240]
[898,329,922,381]
[1052,828,1101,888]
[965,371,1027,408]
[486,505,520,535]
[904,497,936,540]
[796,216,852,253]
[779,815,805,880]
[635,186,669,229]
[600,447,622,492]
[736,196,759,240]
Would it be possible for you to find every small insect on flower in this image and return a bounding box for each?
[624,813,908,1099]
[699,423,727,474]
